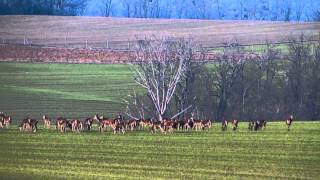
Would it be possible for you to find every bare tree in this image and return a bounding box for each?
[252,43,281,119]
[123,90,153,120]
[141,0,150,18]
[295,0,305,21]
[215,0,223,19]
[173,61,203,120]
[306,38,320,119]
[238,0,245,20]
[192,0,208,19]
[76,0,88,16]
[284,6,292,21]
[286,34,312,116]
[122,0,132,17]
[130,36,195,121]
[128,0,151,18]
[100,0,113,17]
[176,0,186,19]
[270,0,280,21]
[209,43,246,120]
[313,10,320,21]
[0,0,88,15]
[149,0,160,18]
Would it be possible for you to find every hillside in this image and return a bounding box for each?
[1,15,319,49]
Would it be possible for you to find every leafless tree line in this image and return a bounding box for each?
[125,34,320,121]
[1,0,319,21]
[100,0,319,22]
[0,0,88,16]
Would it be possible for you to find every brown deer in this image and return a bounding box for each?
[42,115,51,129]
[112,118,126,134]
[93,115,115,132]
[286,115,294,131]
[56,117,68,133]
[19,117,38,133]
[71,119,83,133]
[202,120,212,131]
[126,119,137,131]
[193,119,203,131]
[0,112,12,128]
[151,121,165,134]
[221,119,228,131]
[232,119,239,131]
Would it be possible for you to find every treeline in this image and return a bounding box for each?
[0,0,87,16]
[98,0,319,21]
[130,35,320,121]
[184,36,320,121]
[1,0,319,21]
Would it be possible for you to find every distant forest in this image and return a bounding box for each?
[1,0,320,21]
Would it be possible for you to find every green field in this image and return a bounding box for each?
[208,43,290,54]
[0,62,320,179]
[0,62,137,121]
[0,122,319,179]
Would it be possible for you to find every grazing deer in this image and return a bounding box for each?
[176,119,187,131]
[112,118,126,134]
[248,120,255,131]
[261,120,267,129]
[19,117,31,132]
[0,113,4,128]
[56,117,68,133]
[42,115,51,129]
[139,119,153,129]
[254,120,267,131]
[161,119,175,133]
[126,119,137,131]
[286,115,294,131]
[202,120,212,131]
[173,119,184,131]
[19,117,29,131]
[0,112,12,128]
[221,119,228,131]
[29,118,39,132]
[183,119,193,131]
[193,119,203,131]
[151,121,165,134]
[83,117,94,131]
[93,115,115,132]
[19,117,38,132]
[71,119,83,133]
[232,119,239,131]
[0,112,4,128]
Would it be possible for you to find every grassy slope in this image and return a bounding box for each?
[0,62,137,120]
[0,122,319,179]
[0,62,319,179]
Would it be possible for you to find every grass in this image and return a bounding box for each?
[0,62,137,120]
[0,122,319,179]
[208,43,293,54]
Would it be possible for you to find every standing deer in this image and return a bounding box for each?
[42,115,51,129]
[286,115,294,131]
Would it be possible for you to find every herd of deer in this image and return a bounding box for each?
[0,112,295,134]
